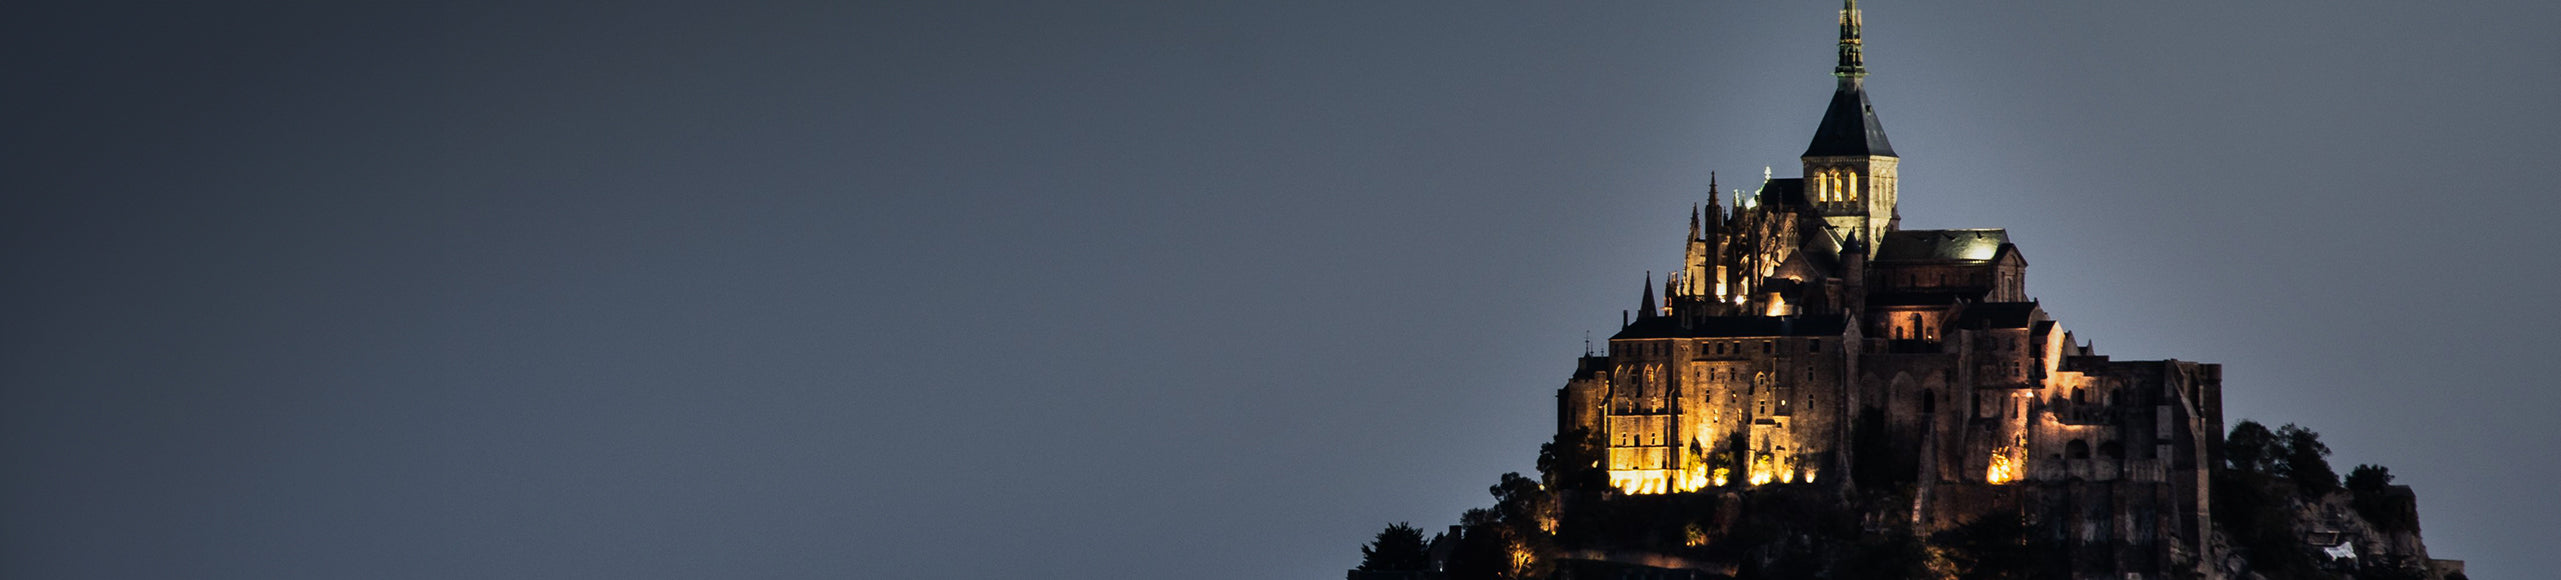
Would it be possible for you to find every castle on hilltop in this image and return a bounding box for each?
[1551,0,2229,575]
[1345,3,2458,579]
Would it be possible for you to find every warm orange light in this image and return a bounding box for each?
[1986,433,2027,485]
[1745,453,1796,486]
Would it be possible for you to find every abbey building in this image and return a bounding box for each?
[1553,1,2226,575]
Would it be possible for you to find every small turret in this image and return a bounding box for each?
[1663,272,1677,310]
[1835,0,1866,80]
[1703,171,1723,235]
[1640,272,1658,319]
[1689,203,1702,242]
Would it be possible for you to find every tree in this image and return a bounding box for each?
[1358,522,1433,572]
[2346,464,2393,492]
[2347,464,2419,533]
[1939,514,2062,580]
[1442,511,1510,580]
[2277,423,2338,498]
[1488,472,1552,532]
[1537,428,1607,492]
[1842,530,1957,580]
[2225,420,2279,474]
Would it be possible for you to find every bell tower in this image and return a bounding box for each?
[1803,0,1899,254]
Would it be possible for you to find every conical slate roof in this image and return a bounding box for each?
[1802,83,1894,158]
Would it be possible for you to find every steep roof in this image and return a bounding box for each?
[1952,302,2043,329]
[1802,83,1896,158]
[1611,315,1852,340]
[1875,229,2009,262]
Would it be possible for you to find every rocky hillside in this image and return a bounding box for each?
[1346,421,2459,580]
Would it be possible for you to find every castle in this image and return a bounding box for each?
[1552,1,2228,575]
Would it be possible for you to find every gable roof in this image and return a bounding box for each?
[1875,229,2009,262]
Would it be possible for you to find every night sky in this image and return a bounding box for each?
[7,2,2556,578]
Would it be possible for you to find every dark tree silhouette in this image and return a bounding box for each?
[2225,420,2279,474]
[2346,464,2394,492]
[1442,509,1522,580]
[2347,464,2421,533]
[1536,428,1607,492]
[2277,423,2338,498]
[1358,522,1433,572]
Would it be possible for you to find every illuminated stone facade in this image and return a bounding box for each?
[1550,1,2227,577]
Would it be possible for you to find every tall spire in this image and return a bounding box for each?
[1639,272,1658,319]
[1707,171,1720,209]
[1804,0,1894,158]
[1835,0,1865,80]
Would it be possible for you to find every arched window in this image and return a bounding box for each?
[1844,170,1859,202]
[2067,440,2091,460]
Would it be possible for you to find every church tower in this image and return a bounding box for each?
[1803,0,1899,255]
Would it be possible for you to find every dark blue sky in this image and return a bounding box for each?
[6,2,2555,578]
